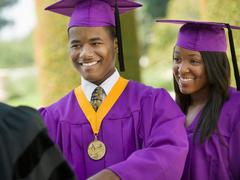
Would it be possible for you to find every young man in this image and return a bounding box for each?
[39,1,188,179]
[0,102,75,180]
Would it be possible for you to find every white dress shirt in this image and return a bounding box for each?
[81,69,120,101]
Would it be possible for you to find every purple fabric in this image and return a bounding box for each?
[39,80,188,180]
[177,23,227,52]
[156,19,240,52]
[45,0,142,28]
[182,87,240,180]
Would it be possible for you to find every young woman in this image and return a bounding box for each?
[157,20,240,180]
[39,1,188,180]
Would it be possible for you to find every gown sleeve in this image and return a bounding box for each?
[38,107,59,142]
[0,103,75,180]
[108,89,189,180]
[229,108,240,180]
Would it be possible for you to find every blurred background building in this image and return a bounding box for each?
[0,0,240,107]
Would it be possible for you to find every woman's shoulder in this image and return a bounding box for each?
[218,87,240,135]
[224,87,240,110]
[228,87,240,100]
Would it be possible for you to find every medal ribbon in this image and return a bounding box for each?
[74,77,128,135]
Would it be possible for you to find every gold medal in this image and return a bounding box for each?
[88,135,106,160]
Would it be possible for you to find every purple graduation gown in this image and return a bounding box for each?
[39,80,188,180]
[181,88,240,180]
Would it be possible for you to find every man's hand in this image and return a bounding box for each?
[87,169,120,180]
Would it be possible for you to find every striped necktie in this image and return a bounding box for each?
[90,86,105,111]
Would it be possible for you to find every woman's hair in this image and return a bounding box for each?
[174,51,230,143]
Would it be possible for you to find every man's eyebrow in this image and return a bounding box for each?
[70,40,81,44]
[89,37,103,42]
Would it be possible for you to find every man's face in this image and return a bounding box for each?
[68,26,117,85]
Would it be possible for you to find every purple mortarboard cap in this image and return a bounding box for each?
[177,23,227,52]
[156,19,240,90]
[45,0,141,28]
[156,19,240,52]
[45,0,142,71]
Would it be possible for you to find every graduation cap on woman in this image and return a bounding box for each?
[156,19,240,91]
[45,0,142,72]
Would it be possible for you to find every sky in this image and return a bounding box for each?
[0,0,36,40]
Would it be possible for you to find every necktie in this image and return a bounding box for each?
[90,86,105,111]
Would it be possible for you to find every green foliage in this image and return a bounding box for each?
[0,0,17,7]
[204,0,240,87]
[0,34,34,68]
[0,0,18,29]
[137,0,170,53]
[147,24,177,66]
[5,72,40,108]
[167,0,200,19]
[140,26,175,91]
[120,12,140,81]
[35,0,80,105]
[141,62,173,90]
[141,0,169,19]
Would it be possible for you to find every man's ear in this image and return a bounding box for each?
[114,38,118,54]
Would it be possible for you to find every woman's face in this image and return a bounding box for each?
[173,46,209,96]
[68,26,117,85]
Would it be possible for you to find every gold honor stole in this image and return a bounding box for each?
[74,77,129,160]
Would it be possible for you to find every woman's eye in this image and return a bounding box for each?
[190,59,201,64]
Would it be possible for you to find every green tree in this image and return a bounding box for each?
[137,0,170,53]
[120,11,141,81]
[35,0,79,106]
[0,35,34,68]
[141,0,169,19]
[204,0,240,87]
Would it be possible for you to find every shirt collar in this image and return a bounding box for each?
[81,69,120,101]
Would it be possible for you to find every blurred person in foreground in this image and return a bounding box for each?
[0,102,75,180]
